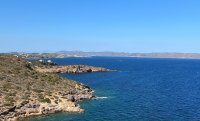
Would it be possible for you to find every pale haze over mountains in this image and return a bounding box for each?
[6,51,200,59]
[57,51,200,59]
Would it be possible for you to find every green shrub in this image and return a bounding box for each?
[33,89,44,93]
[41,98,51,103]
[5,96,15,104]
[4,102,14,106]
[21,100,29,106]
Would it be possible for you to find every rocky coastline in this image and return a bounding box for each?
[1,85,94,121]
[0,56,111,121]
[35,65,111,74]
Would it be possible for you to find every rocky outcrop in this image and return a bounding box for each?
[35,65,111,73]
[0,56,96,121]
[0,84,94,121]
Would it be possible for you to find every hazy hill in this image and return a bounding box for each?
[58,51,200,59]
[3,51,200,59]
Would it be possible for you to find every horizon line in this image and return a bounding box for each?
[2,51,200,54]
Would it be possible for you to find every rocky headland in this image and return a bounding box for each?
[35,65,111,74]
[0,55,110,121]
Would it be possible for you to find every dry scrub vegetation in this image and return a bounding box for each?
[0,55,84,113]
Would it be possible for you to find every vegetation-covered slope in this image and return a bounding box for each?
[0,55,93,121]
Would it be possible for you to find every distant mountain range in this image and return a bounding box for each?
[57,51,133,57]
[3,51,200,59]
[58,51,200,59]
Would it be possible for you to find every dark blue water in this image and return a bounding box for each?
[29,57,200,121]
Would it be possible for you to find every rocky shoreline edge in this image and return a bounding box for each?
[0,56,112,121]
[35,65,112,74]
[0,83,95,121]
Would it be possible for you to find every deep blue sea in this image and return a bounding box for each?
[28,57,200,121]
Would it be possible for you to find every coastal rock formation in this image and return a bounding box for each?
[1,88,93,121]
[0,55,95,121]
[35,65,111,73]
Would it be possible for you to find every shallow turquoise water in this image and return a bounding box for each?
[28,57,200,121]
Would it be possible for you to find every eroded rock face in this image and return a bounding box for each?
[0,88,94,121]
[0,56,97,121]
[35,65,111,73]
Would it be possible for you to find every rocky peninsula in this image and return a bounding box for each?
[0,55,110,121]
[35,65,111,74]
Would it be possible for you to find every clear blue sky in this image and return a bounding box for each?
[1,0,200,53]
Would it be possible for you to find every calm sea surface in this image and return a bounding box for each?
[28,57,200,121]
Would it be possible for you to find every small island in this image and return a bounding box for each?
[0,55,111,121]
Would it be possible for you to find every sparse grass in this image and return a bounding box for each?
[4,102,14,107]
[0,55,88,112]
[5,96,15,106]
[33,89,44,93]
[8,92,16,96]
[40,98,51,103]
[21,100,29,106]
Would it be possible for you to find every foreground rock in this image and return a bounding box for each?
[35,65,111,73]
[0,86,94,121]
[0,55,95,121]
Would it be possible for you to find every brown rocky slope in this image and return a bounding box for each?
[35,65,111,73]
[0,55,95,121]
